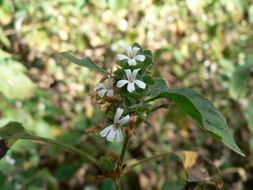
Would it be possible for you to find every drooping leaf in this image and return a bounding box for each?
[59,52,106,73]
[229,63,253,99]
[0,62,36,99]
[148,78,244,156]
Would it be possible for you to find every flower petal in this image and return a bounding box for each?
[108,76,114,87]
[98,89,107,97]
[132,47,140,55]
[114,108,124,123]
[135,55,145,62]
[116,80,129,88]
[96,83,106,90]
[124,69,132,80]
[106,89,114,97]
[128,59,137,66]
[135,80,146,89]
[119,115,130,126]
[126,46,132,57]
[116,128,123,142]
[99,125,113,137]
[117,54,128,60]
[127,82,135,92]
[132,68,141,79]
[107,127,117,141]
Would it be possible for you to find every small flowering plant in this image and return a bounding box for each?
[0,43,244,189]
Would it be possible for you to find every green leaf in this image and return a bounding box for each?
[229,63,253,99]
[59,52,106,73]
[0,122,26,138]
[0,122,27,159]
[0,61,36,99]
[143,75,155,85]
[148,78,244,156]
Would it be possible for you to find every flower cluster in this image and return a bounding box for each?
[95,45,148,142]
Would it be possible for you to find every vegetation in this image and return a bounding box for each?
[0,0,252,189]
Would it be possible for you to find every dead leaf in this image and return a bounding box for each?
[177,151,223,189]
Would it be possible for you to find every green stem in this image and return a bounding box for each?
[10,134,102,169]
[120,137,129,165]
[124,151,172,174]
[145,97,156,103]
[114,178,121,190]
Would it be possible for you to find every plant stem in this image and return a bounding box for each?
[114,178,121,190]
[124,151,172,174]
[145,97,156,103]
[151,103,172,113]
[120,137,129,165]
[10,134,102,169]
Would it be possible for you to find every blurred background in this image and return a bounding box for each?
[0,0,253,189]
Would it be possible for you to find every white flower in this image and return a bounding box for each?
[117,46,145,66]
[96,75,114,97]
[99,108,130,142]
[116,69,146,92]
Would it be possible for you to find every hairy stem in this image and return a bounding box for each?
[10,134,102,169]
[120,137,129,165]
[151,103,171,112]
